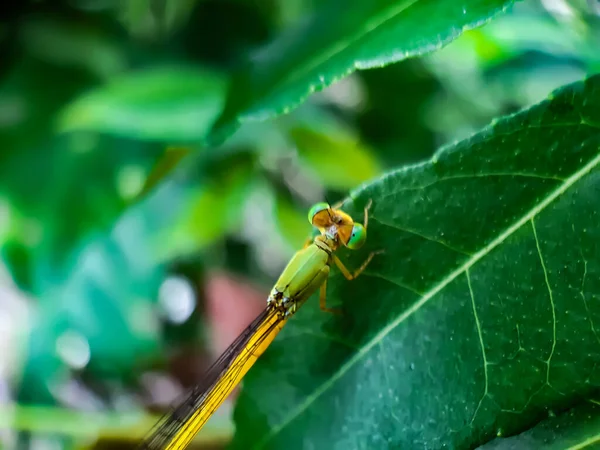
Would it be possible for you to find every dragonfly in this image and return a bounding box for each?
[139,199,380,450]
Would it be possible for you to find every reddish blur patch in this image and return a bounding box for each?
[204,271,267,370]
[204,272,267,402]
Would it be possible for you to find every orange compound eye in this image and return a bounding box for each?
[307,202,330,225]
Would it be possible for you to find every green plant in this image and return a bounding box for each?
[1,0,600,449]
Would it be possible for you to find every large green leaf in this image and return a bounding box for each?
[210,0,515,142]
[231,75,600,449]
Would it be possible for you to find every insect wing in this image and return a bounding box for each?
[139,306,286,450]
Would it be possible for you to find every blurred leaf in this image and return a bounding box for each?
[273,194,311,250]
[0,132,164,296]
[0,265,32,387]
[479,400,600,449]
[34,135,161,276]
[356,62,440,166]
[176,0,274,69]
[232,75,600,448]
[15,174,209,410]
[0,60,97,290]
[118,0,199,39]
[0,59,96,162]
[288,125,381,190]
[155,153,257,260]
[20,16,125,79]
[58,66,227,142]
[421,3,599,144]
[0,403,232,444]
[210,0,515,142]
[427,8,600,75]
[20,191,175,402]
[137,146,192,199]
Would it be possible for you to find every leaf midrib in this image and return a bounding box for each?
[254,150,600,449]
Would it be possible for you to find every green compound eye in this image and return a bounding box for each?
[347,223,366,249]
[308,202,330,224]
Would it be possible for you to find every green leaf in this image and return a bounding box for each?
[273,194,312,251]
[0,403,232,445]
[20,16,125,79]
[289,127,381,190]
[231,75,600,449]
[210,0,515,142]
[136,146,193,200]
[285,107,382,190]
[479,400,600,449]
[153,153,257,260]
[118,0,199,39]
[58,66,226,142]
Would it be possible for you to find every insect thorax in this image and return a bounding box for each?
[267,290,298,317]
[314,233,338,253]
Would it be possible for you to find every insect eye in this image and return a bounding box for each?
[347,223,366,249]
[308,202,330,225]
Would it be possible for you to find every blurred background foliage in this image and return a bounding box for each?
[0,0,599,448]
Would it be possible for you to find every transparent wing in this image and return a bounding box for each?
[139,304,286,450]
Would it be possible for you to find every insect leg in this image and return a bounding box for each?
[362,198,372,229]
[319,277,342,314]
[332,250,382,281]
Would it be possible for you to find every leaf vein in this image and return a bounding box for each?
[356,271,424,297]
[466,269,489,425]
[531,218,557,386]
[578,251,600,346]
[373,217,472,256]
[290,326,358,350]
[564,432,600,450]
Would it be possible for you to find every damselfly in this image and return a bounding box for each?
[139,200,380,449]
